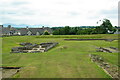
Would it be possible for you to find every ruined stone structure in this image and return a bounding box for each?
[96,47,119,53]
[11,42,58,53]
[89,54,118,78]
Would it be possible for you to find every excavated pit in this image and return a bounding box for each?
[0,67,21,78]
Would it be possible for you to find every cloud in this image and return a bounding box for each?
[0,0,119,27]
[11,1,28,6]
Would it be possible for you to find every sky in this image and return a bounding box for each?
[0,0,119,27]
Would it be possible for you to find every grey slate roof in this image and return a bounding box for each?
[2,25,52,35]
[2,27,17,34]
[29,28,44,35]
[43,27,53,34]
[2,27,11,34]
[18,28,28,35]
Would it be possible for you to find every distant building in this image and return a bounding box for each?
[114,27,120,34]
[1,25,53,36]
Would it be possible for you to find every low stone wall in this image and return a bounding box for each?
[96,47,119,53]
[96,47,112,53]
[64,39,117,42]
[89,54,118,78]
[109,47,118,50]
[40,42,58,52]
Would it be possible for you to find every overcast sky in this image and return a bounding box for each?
[0,0,119,27]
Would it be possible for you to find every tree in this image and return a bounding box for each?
[8,25,11,28]
[69,28,76,35]
[98,19,114,34]
[53,29,60,35]
[59,28,65,35]
[69,27,79,35]
[64,26,70,35]
[92,26,105,34]
[43,31,50,35]
[53,26,70,35]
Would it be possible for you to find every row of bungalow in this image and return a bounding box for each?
[1,25,52,36]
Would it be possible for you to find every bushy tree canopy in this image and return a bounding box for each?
[43,31,50,35]
[52,19,116,35]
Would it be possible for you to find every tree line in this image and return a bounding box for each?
[52,19,117,35]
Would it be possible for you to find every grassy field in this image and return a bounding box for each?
[1,34,118,78]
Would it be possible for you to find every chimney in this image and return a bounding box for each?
[42,26,44,29]
[26,26,29,29]
[1,25,3,28]
[8,25,11,28]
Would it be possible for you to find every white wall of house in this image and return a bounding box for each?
[36,32,40,35]
[8,33,11,35]
[14,32,21,35]
[114,30,120,34]
[27,31,32,35]
[17,32,21,35]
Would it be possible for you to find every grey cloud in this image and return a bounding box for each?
[0,8,35,16]
[0,1,29,8]
[11,1,28,6]
[69,12,80,16]
[100,8,117,15]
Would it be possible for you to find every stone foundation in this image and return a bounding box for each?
[11,42,58,53]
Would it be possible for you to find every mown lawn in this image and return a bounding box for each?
[1,34,118,78]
